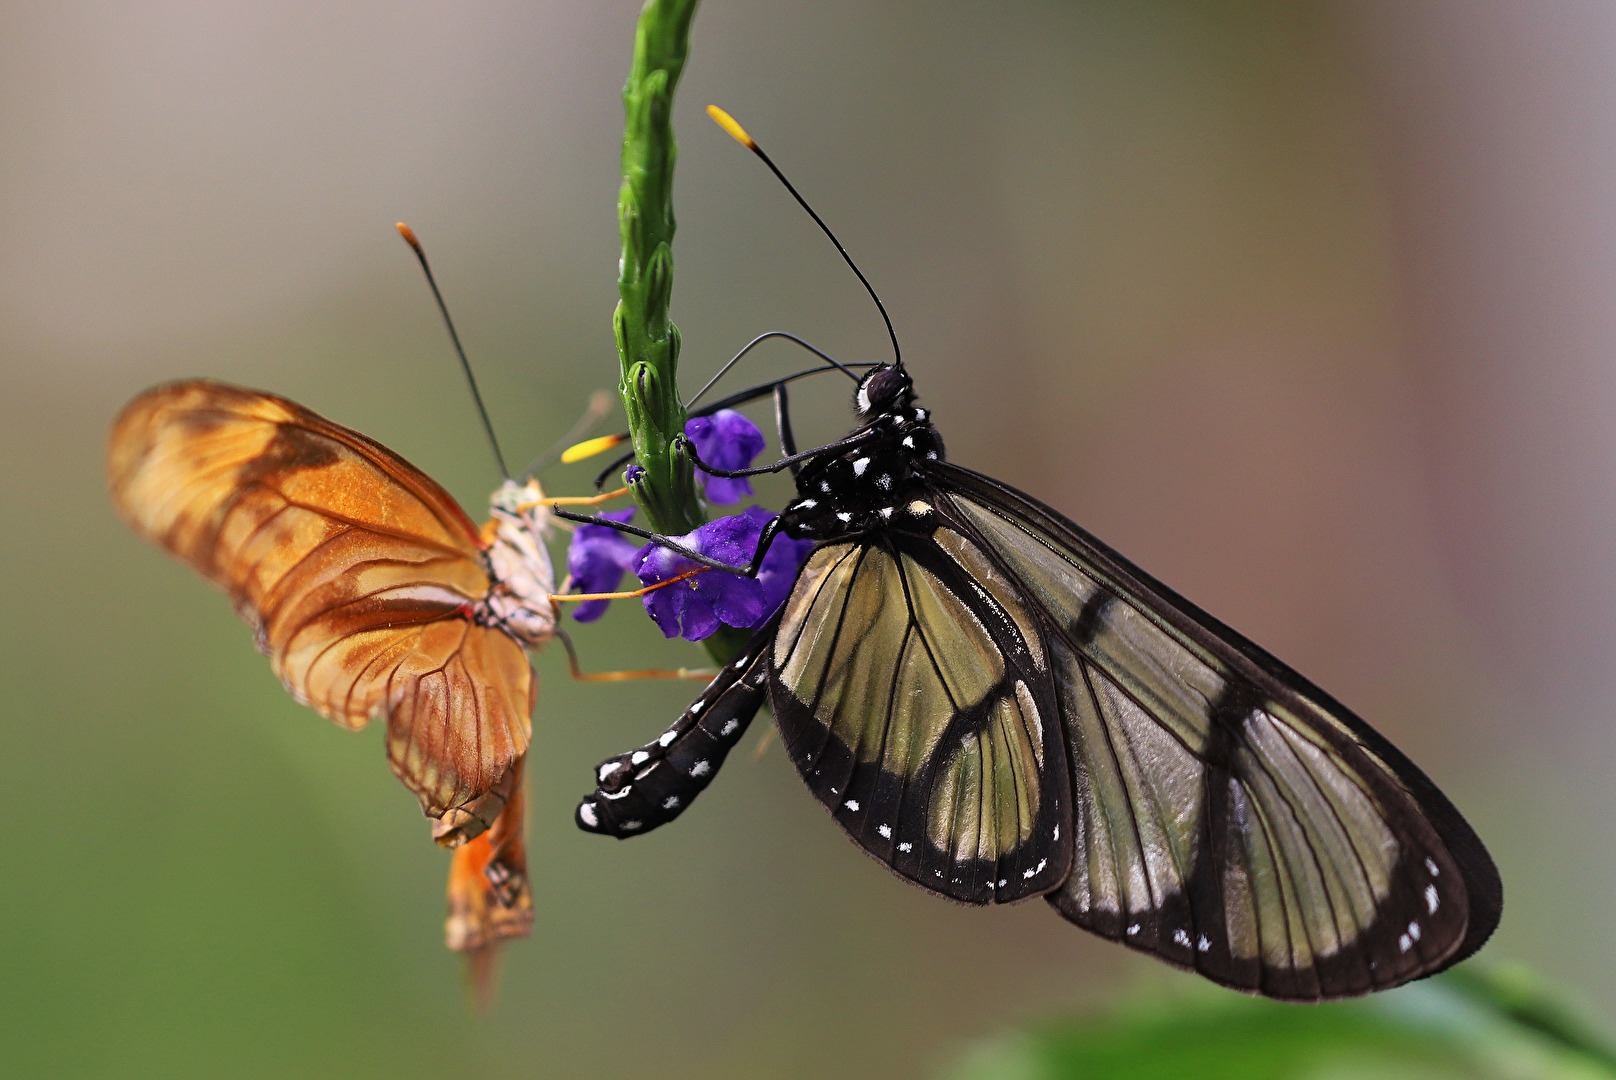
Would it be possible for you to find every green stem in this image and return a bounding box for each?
[614,0,749,661]
[616,0,699,537]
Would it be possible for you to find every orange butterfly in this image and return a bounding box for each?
[107,379,558,961]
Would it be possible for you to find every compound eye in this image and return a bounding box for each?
[856,366,908,416]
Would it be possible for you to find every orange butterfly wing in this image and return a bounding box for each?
[447,756,533,961]
[107,380,534,843]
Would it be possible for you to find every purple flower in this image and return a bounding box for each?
[565,508,640,623]
[685,409,766,505]
[758,529,816,615]
[634,506,813,641]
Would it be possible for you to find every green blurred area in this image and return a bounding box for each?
[946,969,1616,1080]
[4,2,1614,1077]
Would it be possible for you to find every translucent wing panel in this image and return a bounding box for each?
[771,542,1070,904]
[940,466,1499,998]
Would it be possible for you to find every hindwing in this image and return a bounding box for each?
[768,536,1071,904]
[932,462,1502,999]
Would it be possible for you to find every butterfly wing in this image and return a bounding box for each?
[107,380,533,842]
[932,461,1501,998]
[446,756,533,953]
[769,535,1074,905]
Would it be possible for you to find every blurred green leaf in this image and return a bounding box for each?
[943,967,1616,1080]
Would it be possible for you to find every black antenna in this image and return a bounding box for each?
[396,222,511,479]
[708,106,902,371]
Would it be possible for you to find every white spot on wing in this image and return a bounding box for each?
[879,507,894,519]
[1172,929,1191,948]
[658,731,676,747]
[1425,884,1439,913]
[843,799,860,812]
[630,750,650,766]
[578,803,598,828]
[852,457,870,476]
[1126,924,1140,937]
[622,820,643,831]
[1407,921,1421,942]
[662,796,681,810]
[598,762,622,783]
[690,760,712,778]
[1398,933,1412,953]
[1425,858,1440,877]
[720,719,739,737]
[689,699,705,715]
[798,498,817,509]
[1197,935,1211,952]
[836,512,853,523]
[877,824,891,839]
[898,842,913,853]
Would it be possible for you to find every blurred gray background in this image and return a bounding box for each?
[3,2,1613,1076]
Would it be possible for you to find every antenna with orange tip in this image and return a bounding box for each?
[397,222,511,479]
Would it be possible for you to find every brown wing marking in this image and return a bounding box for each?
[107,380,533,839]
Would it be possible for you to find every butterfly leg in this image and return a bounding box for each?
[672,426,877,480]
[683,330,865,410]
[550,508,787,579]
[773,380,801,472]
[552,629,713,683]
[551,565,707,604]
[525,485,632,509]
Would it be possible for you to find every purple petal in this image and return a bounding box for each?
[758,532,816,616]
[686,409,767,505]
[565,507,639,623]
[633,507,779,641]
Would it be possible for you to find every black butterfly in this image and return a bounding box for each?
[565,109,1502,1001]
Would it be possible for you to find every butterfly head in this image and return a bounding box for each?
[479,478,558,645]
[854,364,914,420]
[491,478,551,530]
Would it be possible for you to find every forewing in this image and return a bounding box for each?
[936,462,1501,999]
[769,539,1072,905]
[108,380,533,840]
[576,621,774,839]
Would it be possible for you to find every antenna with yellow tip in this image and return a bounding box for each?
[706,105,902,371]
[561,432,630,465]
